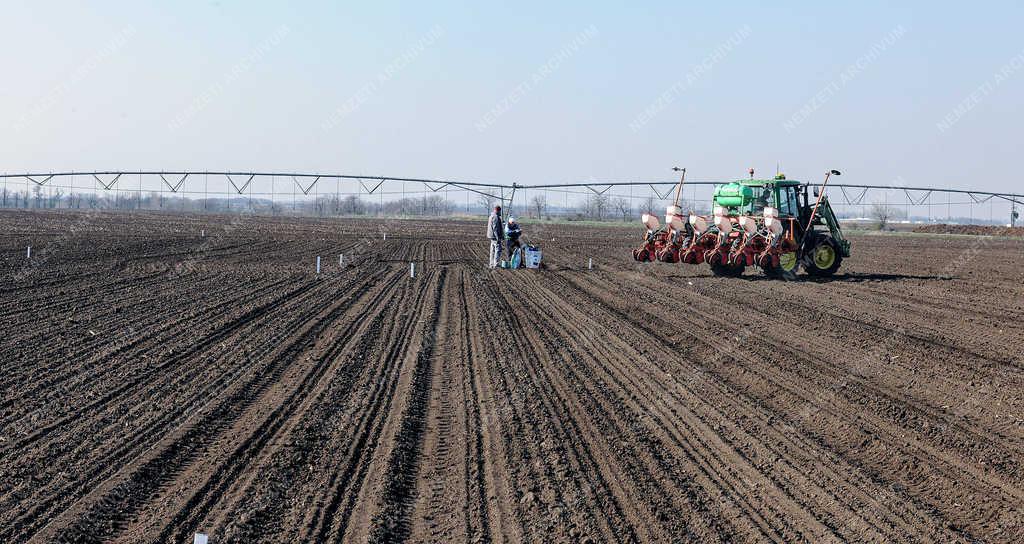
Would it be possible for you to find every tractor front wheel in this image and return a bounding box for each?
[802,236,842,277]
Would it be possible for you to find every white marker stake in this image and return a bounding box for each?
[339,254,343,266]
[588,258,593,270]
[383,232,387,241]
[201,229,205,237]
[27,246,31,259]
[410,262,415,278]
[194,533,208,544]
[316,256,321,275]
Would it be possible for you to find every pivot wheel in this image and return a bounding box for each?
[802,236,842,277]
[764,251,799,279]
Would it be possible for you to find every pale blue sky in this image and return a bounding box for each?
[2,0,1022,193]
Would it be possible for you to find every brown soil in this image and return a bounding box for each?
[2,210,1023,543]
[913,223,1024,237]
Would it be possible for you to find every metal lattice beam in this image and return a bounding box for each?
[292,176,320,195]
[25,175,54,186]
[159,173,189,192]
[91,173,122,190]
[359,178,386,194]
[839,186,870,205]
[904,189,933,205]
[1,171,1021,206]
[226,174,255,194]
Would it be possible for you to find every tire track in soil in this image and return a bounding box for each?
[282,272,438,544]
[0,267,249,343]
[630,272,1024,434]
[461,270,523,544]
[1,273,310,456]
[832,279,1024,323]
[0,272,229,369]
[451,269,494,544]
[32,270,383,543]
[0,270,168,327]
[0,270,108,297]
[367,268,447,542]
[469,273,644,543]
[758,279,1023,371]
[292,274,433,542]
[626,270,1019,426]
[321,271,441,543]
[407,269,476,543]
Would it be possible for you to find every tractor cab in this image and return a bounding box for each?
[712,175,800,222]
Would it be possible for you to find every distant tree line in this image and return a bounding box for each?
[0,187,254,212]
[0,187,460,217]
[0,185,712,223]
[312,194,456,217]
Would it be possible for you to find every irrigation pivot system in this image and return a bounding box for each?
[1,170,1021,225]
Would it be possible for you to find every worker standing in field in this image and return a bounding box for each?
[486,205,504,268]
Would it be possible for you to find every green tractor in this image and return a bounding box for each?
[633,169,850,278]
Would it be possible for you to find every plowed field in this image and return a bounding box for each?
[2,210,1023,543]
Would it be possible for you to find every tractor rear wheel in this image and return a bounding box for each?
[802,236,842,277]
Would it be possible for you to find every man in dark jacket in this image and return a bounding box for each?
[486,205,504,268]
[505,216,523,265]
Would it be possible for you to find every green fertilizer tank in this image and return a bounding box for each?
[713,182,755,209]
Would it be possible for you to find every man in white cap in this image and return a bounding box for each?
[505,216,523,265]
[486,205,504,268]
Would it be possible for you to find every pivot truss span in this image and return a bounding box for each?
[1,170,1021,220]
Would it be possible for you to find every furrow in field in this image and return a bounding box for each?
[366,269,447,541]
[407,269,480,542]
[326,271,440,543]
[146,269,412,544]
[0,274,333,539]
[469,272,646,543]
[555,269,1021,540]
[0,274,297,429]
[461,269,524,544]
[505,273,842,542]
[18,269,391,543]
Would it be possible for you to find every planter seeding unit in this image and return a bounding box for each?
[633,168,851,278]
